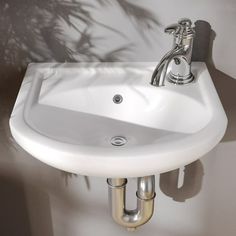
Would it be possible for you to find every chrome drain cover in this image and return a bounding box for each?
[113,94,123,104]
[111,136,127,146]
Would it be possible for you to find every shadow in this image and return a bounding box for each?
[61,172,91,190]
[97,0,160,41]
[0,174,31,236]
[61,171,78,186]
[159,160,204,202]
[192,20,236,142]
[0,169,31,236]
[0,0,159,70]
[24,184,54,236]
[192,20,213,62]
[0,113,55,236]
[207,68,236,142]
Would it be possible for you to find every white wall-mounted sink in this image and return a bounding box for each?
[9,62,227,177]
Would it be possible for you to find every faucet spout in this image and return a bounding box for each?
[150,46,184,86]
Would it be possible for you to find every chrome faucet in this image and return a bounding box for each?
[150,18,195,86]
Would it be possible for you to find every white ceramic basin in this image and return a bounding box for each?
[10,62,227,177]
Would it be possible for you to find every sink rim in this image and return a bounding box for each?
[9,62,227,177]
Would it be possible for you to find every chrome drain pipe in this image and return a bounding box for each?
[107,175,156,230]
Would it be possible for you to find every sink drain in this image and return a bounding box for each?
[111,136,127,146]
[113,94,123,104]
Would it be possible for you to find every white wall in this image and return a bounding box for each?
[0,0,236,236]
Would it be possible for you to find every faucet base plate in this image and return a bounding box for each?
[167,72,195,85]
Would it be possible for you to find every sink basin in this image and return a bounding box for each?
[10,62,227,177]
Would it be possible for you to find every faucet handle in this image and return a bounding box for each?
[165,24,184,45]
[164,24,182,35]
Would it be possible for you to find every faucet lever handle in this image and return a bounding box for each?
[164,24,182,35]
[165,23,184,46]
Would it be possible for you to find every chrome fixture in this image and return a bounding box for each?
[113,94,123,104]
[151,18,195,86]
[110,136,127,146]
[107,176,155,230]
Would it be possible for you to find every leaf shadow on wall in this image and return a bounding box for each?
[0,0,160,116]
[0,0,160,69]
